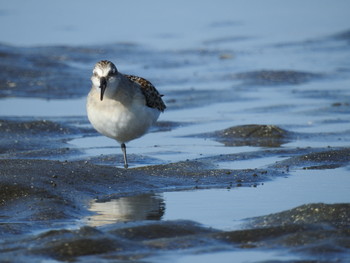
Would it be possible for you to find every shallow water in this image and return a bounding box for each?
[1,0,350,262]
[169,250,299,263]
[85,167,350,230]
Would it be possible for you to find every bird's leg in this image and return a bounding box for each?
[121,143,128,169]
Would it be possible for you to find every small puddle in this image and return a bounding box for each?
[161,250,299,263]
[84,166,350,230]
[217,156,287,170]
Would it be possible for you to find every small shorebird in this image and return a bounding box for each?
[87,60,166,168]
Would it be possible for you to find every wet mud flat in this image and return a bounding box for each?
[1,149,350,262]
[1,143,350,262]
[1,24,350,263]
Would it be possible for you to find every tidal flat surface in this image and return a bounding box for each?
[1,1,350,262]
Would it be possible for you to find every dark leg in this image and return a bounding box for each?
[121,143,128,169]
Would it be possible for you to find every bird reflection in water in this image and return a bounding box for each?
[85,194,165,227]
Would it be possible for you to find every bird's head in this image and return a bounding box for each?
[91,60,118,101]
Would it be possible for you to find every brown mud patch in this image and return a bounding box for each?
[204,124,292,147]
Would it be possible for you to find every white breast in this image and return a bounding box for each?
[87,92,160,143]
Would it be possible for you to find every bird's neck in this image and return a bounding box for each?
[105,74,139,105]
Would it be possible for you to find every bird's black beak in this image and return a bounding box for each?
[100,77,107,101]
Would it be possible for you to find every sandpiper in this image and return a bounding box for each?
[87,60,166,168]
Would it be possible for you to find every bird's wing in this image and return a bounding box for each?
[125,74,166,112]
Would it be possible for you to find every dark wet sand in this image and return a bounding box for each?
[1,144,350,262]
[1,203,349,262]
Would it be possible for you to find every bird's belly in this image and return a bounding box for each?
[87,100,160,143]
